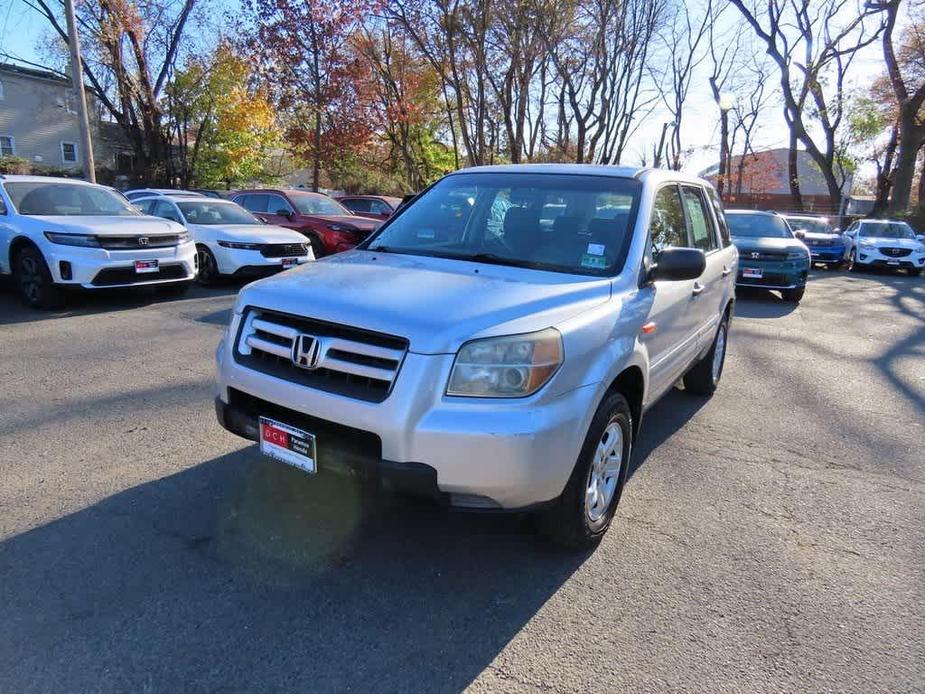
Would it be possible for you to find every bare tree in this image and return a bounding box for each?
[656,0,714,170]
[868,0,925,212]
[707,10,740,197]
[25,0,197,183]
[731,0,885,213]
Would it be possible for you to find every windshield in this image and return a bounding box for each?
[291,193,351,216]
[364,172,641,276]
[178,201,260,225]
[5,182,141,216]
[727,213,792,239]
[859,221,916,239]
[784,217,832,234]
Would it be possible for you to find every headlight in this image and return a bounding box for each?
[859,240,875,248]
[786,250,808,260]
[43,231,100,247]
[217,240,263,250]
[327,224,356,233]
[176,230,191,243]
[446,328,563,398]
[915,244,925,253]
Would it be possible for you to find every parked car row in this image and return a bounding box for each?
[722,209,924,304]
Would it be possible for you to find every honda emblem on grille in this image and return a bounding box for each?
[292,334,321,370]
[138,237,149,246]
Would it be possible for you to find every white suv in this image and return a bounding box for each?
[0,175,197,307]
[215,165,737,548]
[843,219,925,276]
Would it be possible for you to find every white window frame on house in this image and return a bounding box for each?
[0,135,15,157]
[61,141,79,164]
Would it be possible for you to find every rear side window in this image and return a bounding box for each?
[681,185,718,252]
[342,198,370,213]
[650,185,689,255]
[705,187,731,247]
[239,194,268,213]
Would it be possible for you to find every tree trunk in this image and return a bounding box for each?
[889,116,923,213]
[717,110,729,200]
[873,122,898,216]
[312,108,321,192]
[917,149,925,206]
[788,132,803,211]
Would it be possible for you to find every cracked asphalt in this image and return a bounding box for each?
[0,269,923,693]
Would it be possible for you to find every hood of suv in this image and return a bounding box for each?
[731,236,806,253]
[190,223,303,244]
[237,250,612,354]
[36,215,184,236]
[857,236,919,249]
[306,214,379,232]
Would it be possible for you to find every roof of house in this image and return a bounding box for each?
[0,62,70,85]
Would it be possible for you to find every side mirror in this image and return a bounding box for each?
[277,209,294,219]
[649,247,706,282]
[793,229,806,239]
[916,234,925,243]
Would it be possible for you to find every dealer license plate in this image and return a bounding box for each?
[281,257,298,268]
[259,417,316,474]
[742,267,763,279]
[135,259,159,274]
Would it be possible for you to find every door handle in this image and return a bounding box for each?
[722,265,731,277]
[692,281,705,296]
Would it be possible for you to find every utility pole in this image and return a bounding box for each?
[63,0,96,182]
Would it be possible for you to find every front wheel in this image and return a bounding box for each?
[305,233,325,259]
[781,286,805,303]
[14,246,64,309]
[196,244,221,285]
[683,316,729,396]
[539,392,632,550]
[847,249,859,272]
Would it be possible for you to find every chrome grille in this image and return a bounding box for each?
[234,308,408,403]
[879,247,911,258]
[97,235,182,249]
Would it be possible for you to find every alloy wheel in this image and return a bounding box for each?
[585,421,624,522]
[712,323,727,385]
[18,255,43,303]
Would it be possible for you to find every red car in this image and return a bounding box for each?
[335,194,403,221]
[232,189,379,256]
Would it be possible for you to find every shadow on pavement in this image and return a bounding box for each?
[0,281,240,326]
[732,288,799,318]
[628,388,709,480]
[0,447,587,692]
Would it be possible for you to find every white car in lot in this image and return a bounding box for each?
[0,175,197,308]
[134,196,314,283]
[843,219,925,276]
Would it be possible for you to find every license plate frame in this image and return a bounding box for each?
[281,257,299,268]
[135,259,159,274]
[259,417,317,474]
[742,267,763,279]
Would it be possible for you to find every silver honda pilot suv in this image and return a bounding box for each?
[215,164,737,548]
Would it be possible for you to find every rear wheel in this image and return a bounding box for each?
[683,316,729,396]
[196,244,221,285]
[539,392,632,550]
[14,246,64,309]
[781,286,805,303]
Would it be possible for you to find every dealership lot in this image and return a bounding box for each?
[0,271,922,692]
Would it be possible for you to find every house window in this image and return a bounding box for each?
[0,135,14,156]
[61,141,78,164]
[0,80,5,100]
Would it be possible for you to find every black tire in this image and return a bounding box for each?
[908,268,922,277]
[196,244,221,285]
[847,249,859,272]
[157,281,193,298]
[781,286,805,302]
[14,245,64,309]
[683,316,729,396]
[305,233,325,259]
[538,391,633,550]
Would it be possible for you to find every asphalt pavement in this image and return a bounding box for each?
[0,269,922,693]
